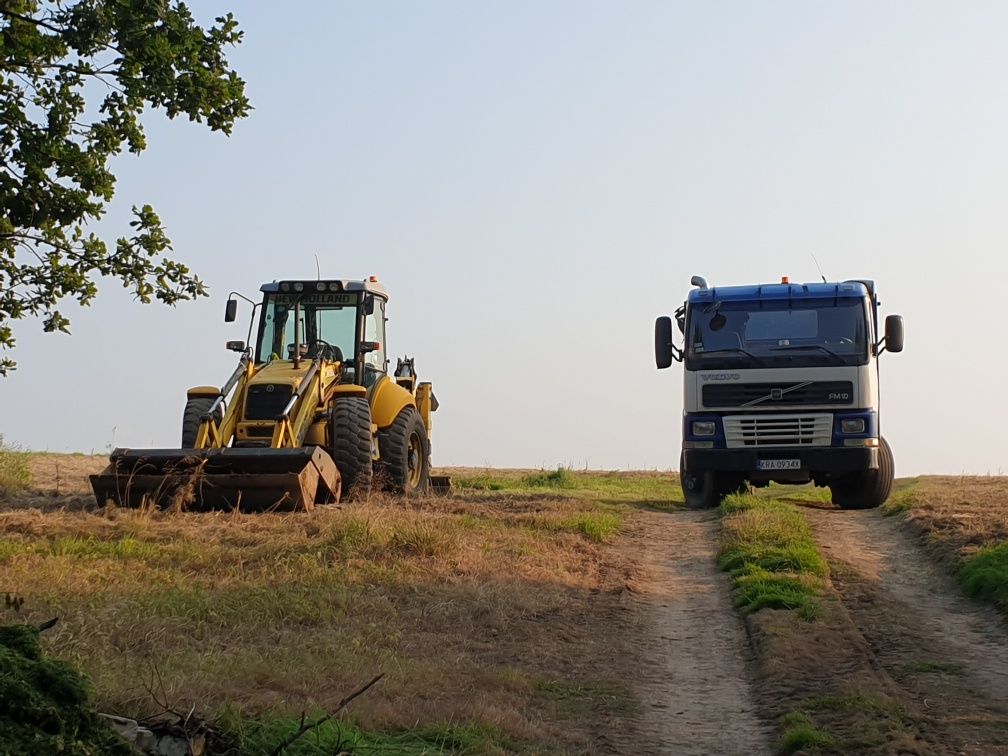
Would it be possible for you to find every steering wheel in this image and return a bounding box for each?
[309,339,343,362]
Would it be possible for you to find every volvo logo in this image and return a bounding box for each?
[701,372,742,382]
[770,388,783,400]
[265,385,274,393]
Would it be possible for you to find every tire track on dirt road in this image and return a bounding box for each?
[614,509,772,755]
[805,508,1008,751]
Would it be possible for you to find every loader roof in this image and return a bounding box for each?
[261,278,389,299]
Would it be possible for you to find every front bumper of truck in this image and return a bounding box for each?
[682,446,878,474]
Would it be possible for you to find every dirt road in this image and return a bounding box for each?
[616,509,772,755]
[805,508,1008,752]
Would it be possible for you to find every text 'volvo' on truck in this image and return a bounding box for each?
[655,275,904,510]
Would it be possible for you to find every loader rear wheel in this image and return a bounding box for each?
[330,396,373,500]
[181,397,220,448]
[830,436,894,510]
[378,406,430,495]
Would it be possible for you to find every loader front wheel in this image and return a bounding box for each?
[330,396,373,500]
[181,396,220,448]
[378,406,430,495]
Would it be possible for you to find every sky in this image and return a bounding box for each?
[2,1,1007,475]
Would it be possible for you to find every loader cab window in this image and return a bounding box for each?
[256,292,359,365]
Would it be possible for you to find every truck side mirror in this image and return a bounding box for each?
[655,316,676,369]
[225,299,238,322]
[884,314,904,353]
[226,340,246,352]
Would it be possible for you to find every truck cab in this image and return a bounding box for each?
[655,276,904,509]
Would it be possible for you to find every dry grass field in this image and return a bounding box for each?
[1,452,680,753]
[885,476,1008,611]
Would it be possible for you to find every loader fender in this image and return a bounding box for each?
[187,385,221,399]
[368,375,415,429]
[332,384,367,398]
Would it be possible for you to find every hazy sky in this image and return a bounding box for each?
[2,1,1006,475]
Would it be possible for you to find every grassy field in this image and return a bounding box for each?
[0,452,682,754]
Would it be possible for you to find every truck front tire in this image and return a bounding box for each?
[829,436,894,510]
[680,451,726,509]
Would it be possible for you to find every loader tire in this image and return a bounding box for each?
[377,406,430,495]
[181,397,220,448]
[830,436,894,510]
[330,396,373,500]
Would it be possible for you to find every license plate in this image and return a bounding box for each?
[758,458,801,471]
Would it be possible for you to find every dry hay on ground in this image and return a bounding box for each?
[890,476,1008,559]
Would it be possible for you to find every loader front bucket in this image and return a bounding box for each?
[90,447,341,512]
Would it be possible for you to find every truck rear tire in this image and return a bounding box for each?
[680,451,722,509]
[330,396,373,500]
[377,406,430,495]
[181,396,220,448]
[830,436,894,510]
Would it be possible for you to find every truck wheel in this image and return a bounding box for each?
[181,397,220,447]
[330,396,373,500]
[830,437,894,510]
[680,451,721,509]
[378,406,430,495]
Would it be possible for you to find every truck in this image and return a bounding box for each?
[654,275,904,509]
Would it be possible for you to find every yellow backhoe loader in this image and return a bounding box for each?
[90,277,448,511]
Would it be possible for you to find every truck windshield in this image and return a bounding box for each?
[685,298,869,370]
[255,293,359,363]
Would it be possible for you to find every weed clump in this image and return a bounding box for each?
[0,623,132,754]
[523,467,576,489]
[0,437,31,495]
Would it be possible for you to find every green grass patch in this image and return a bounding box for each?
[776,712,835,755]
[718,494,826,617]
[448,468,682,507]
[560,512,620,543]
[214,710,515,755]
[900,660,966,677]
[523,467,576,489]
[957,543,1008,608]
[881,482,922,515]
[0,444,31,496]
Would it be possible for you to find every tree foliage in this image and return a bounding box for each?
[0,0,249,374]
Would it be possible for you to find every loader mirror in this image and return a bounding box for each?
[225,299,238,322]
[883,314,904,353]
[226,340,246,353]
[364,294,375,315]
[360,340,380,354]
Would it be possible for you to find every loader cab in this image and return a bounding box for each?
[253,279,389,386]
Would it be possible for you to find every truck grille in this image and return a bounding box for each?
[244,384,292,420]
[723,414,833,448]
[703,381,853,409]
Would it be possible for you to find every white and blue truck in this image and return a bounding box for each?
[655,275,904,509]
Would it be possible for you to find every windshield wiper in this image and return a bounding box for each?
[694,348,767,366]
[769,344,845,364]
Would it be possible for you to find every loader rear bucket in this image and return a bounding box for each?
[429,475,452,495]
[90,447,341,512]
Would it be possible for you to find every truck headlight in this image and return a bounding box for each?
[841,418,866,434]
[692,421,716,437]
